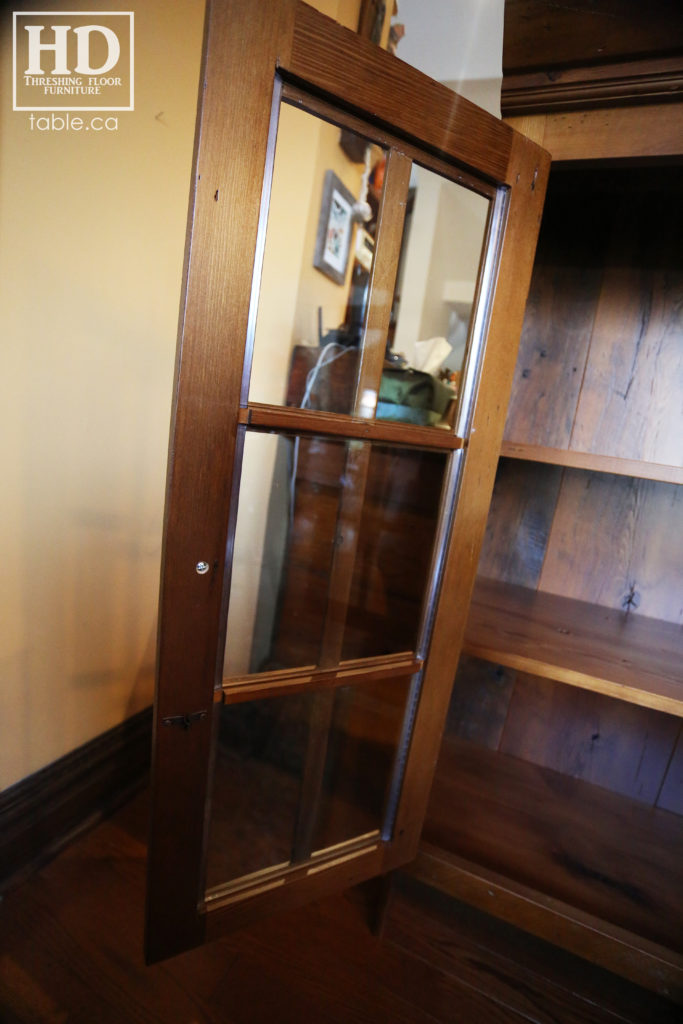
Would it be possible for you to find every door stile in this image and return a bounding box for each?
[146,0,299,965]
[390,134,551,866]
[380,447,465,839]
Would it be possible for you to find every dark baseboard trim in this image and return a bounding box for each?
[0,706,153,894]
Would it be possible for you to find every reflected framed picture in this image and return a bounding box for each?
[314,170,355,285]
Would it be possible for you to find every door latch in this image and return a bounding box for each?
[161,710,208,730]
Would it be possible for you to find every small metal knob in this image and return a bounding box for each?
[195,561,210,575]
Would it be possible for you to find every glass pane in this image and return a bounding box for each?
[342,444,446,660]
[205,693,309,891]
[380,164,490,427]
[312,675,412,853]
[224,432,345,677]
[248,102,386,415]
[224,433,447,678]
[205,675,413,893]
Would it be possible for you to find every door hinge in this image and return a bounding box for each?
[161,710,208,730]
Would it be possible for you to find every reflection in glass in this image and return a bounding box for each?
[312,676,412,854]
[248,102,385,415]
[223,432,345,678]
[342,444,446,659]
[205,693,309,891]
[205,676,412,894]
[379,164,490,427]
[223,433,446,679]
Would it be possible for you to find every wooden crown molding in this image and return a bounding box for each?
[502,55,683,115]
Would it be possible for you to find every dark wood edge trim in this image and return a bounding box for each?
[501,441,683,485]
[409,845,683,1001]
[0,707,152,895]
[204,832,381,909]
[241,404,466,450]
[204,839,387,936]
[502,56,683,115]
[222,653,422,702]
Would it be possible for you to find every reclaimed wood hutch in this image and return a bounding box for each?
[410,0,683,1001]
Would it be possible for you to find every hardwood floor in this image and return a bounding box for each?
[0,790,678,1023]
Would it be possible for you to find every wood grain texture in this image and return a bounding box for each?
[570,174,683,468]
[539,470,683,626]
[282,81,498,203]
[422,737,683,962]
[222,653,420,701]
[4,790,678,1023]
[411,845,683,1004]
[500,673,681,804]
[464,578,683,716]
[244,402,466,449]
[503,171,609,449]
[445,654,517,750]
[392,873,682,1023]
[507,104,683,161]
[504,166,683,464]
[149,0,550,960]
[477,457,562,587]
[502,56,683,115]
[502,0,683,116]
[501,442,683,485]
[503,0,683,75]
[288,3,514,184]
[657,725,683,815]
[147,0,299,963]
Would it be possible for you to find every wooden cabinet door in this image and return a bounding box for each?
[146,0,549,963]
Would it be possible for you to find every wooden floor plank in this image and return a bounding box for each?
[389,874,681,1024]
[0,790,679,1022]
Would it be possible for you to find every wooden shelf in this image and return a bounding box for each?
[463,577,683,717]
[500,441,683,486]
[413,737,683,999]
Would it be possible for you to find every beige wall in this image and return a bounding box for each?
[0,0,205,789]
